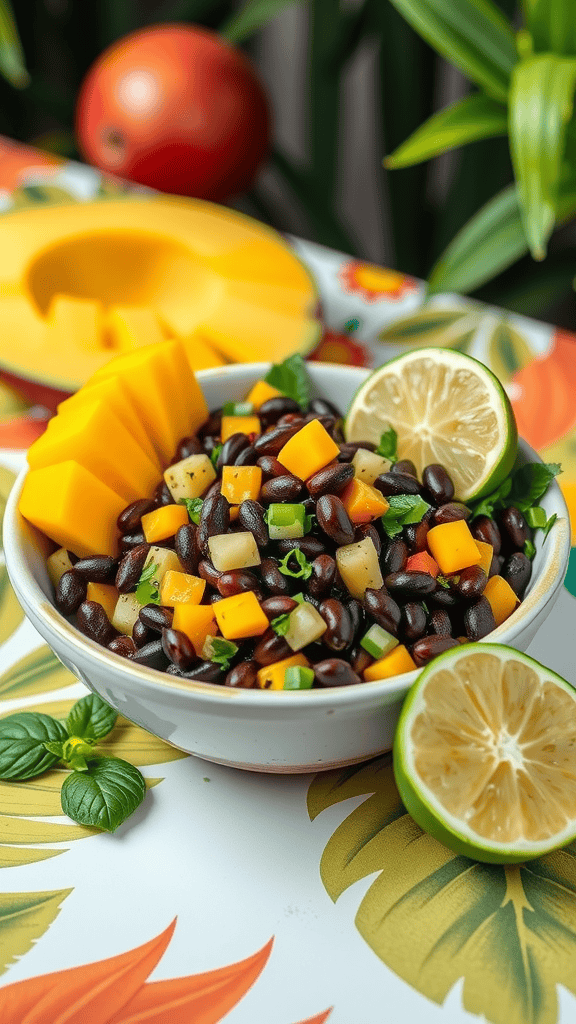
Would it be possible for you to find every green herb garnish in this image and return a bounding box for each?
[471,462,561,519]
[525,506,547,529]
[210,443,223,468]
[180,497,203,524]
[436,575,451,589]
[135,561,160,605]
[202,636,239,671]
[283,666,314,690]
[524,539,536,560]
[543,513,557,540]
[376,426,398,464]
[222,401,254,416]
[264,353,310,408]
[381,494,431,538]
[277,548,313,579]
[0,695,145,832]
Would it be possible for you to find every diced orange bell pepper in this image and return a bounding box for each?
[483,575,519,626]
[246,380,282,410]
[141,504,189,543]
[427,520,482,575]
[221,465,262,505]
[363,644,417,681]
[257,653,310,690]
[406,551,439,578]
[159,570,205,607]
[229,506,240,521]
[214,591,269,640]
[172,604,217,654]
[86,582,118,621]
[221,415,260,442]
[474,539,493,576]
[340,478,389,523]
[277,419,341,481]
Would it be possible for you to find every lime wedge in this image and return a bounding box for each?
[393,644,576,863]
[345,348,517,501]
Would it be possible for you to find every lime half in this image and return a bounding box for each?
[393,644,576,864]
[345,348,517,501]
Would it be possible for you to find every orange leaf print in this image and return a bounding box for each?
[293,1012,332,1024]
[511,329,576,451]
[0,415,49,450]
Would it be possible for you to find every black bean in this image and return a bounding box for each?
[499,507,529,551]
[253,422,302,456]
[277,537,327,559]
[354,523,382,555]
[76,600,115,645]
[307,554,337,599]
[346,598,364,639]
[153,480,174,506]
[216,432,250,470]
[115,544,150,593]
[502,551,532,596]
[489,554,504,578]
[226,660,259,688]
[364,587,401,636]
[175,435,204,460]
[374,472,420,497]
[308,396,340,418]
[161,627,197,670]
[132,618,152,647]
[259,396,301,426]
[108,635,137,658]
[277,413,306,428]
[257,456,285,479]
[175,523,201,575]
[202,436,220,460]
[260,474,303,503]
[464,596,496,640]
[306,462,354,498]
[131,638,169,670]
[119,531,146,553]
[385,570,437,598]
[260,595,298,618]
[238,500,268,548]
[319,598,354,651]
[412,635,459,667]
[55,570,87,615]
[434,502,471,526]
[314,658,361,687]
[429,609,452,637]
[235,445,258,466]
[73,555,117,583]
[217,570,263,599]
[316,494,355,546]
[199,411,221,438]
[197,493,230,553]
[471,515,501,555]
[338,441,376,463]
[198,560,222,588]
[391,459,417,477]
[403,517,431,554]
[350,645,372,676]
[210,593,224,604]
[423,464,454,505]
[455,565,487,601]
[401,602,427,641]
[260,557,292,596]
[176,660,226,683]
[117,498,155,535]
[304,413,336,433]
[430,587,459,608]
[139,604,174,632]
[381,538,408,575]
[253,629,292,665]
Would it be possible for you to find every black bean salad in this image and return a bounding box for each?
[49,356,560,690]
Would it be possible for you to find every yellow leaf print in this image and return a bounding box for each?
[0,567,24,647]
[0,647,77,700]
[0,888,72,976]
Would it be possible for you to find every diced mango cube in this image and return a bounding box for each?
[341,478,389,523]
[159,570,205,607]
[221,465,262,505]
[221,415,260,442]
[142,505,189,543]
[19,461,125,558]
[86,582,119,621]
[257,653,310,690]
[214,591,269,640]
[483,575,519,626]
[172,604,217,654]
[363,644,417,681]
[475,539,493,577]
[427,520,482,575]
[46,547,75,588]
[278,419,340,481]
[246,380,282,409]
[406,551,439,578]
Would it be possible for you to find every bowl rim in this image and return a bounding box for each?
[4,360,571,711]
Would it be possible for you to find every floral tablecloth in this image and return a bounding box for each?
[0,136,576,1024]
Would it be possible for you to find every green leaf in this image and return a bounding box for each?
[210,443,223,469]
[525,506,547,529]
[202,636,238,671]
[510,462,562,509]
[278,548,313,579]
[0,0,29,87]
[509,54,576,260]
[60,757,146,832]
[0,646,77,702]
[543,513,558,540]
[381,495,431,538]
[135,563,159,606]
[386,0,517,103]
[179,497,203,524]
[221,0,301,44]
[0,565,24,646]
[66,693,118,742]
[0,889,72,976]
[525,0,576,56]
[271,611,291,636]
[376,427,398,462]
[524,539,536,559]
[385,94,508,169]
[264,353,310,408]
[0,713,68,780]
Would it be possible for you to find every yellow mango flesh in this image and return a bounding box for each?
[19,461,124,558]
[278,419,341,481]
[46,294,104,353]
[180,331,226,371]
[106,305,164,352]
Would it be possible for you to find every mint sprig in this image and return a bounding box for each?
[376,426,398,464]
[381,494,431,539]
[210,443,223,468]
[0,694,145,832]
[264,353,310,408]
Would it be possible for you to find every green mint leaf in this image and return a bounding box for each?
[138,561,158,584]
[436,575,451,589]
[0,713,68,780]
[66,693,117,742]
[525,506,547,529]
[222,401,254,416]
[401,496,431,525]
[278,548,313,579]
[271,612,291,636]
[376,426,398,463]
[60,756,146,832]
[264,353,310,408]
[202,636,238,670]
[179,497,203,525]
[210,443,223,468]
[543,513,557,541]
[135,580,159,606]
[510,462,561,509]
[380,519,403,539]
[524,539,536,560]
[381,494,430,538]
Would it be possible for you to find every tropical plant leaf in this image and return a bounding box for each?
[509,54,576,260]
[308,755,576,1024]
[524,0,576,57]
[0,647,77,701]
[0,464,16,544]
[0,846,65,868]
[486,318,535,384]
[0,770,160,817]
[385,93,508,169]
[0,0,28,87]
[386,0,517,102]
[0,565,23,646]
[0,814,97,843]
[0,888,71,976]
[221,0,302,43]
[378,305,482,352]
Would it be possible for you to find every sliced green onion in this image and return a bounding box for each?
[267,503,306,540]
[283,666,314,690]
[222,401,254,416]
[525,506,547,529]
[360,623,398,659]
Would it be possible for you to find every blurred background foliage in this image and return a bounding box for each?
[1,0,576,330]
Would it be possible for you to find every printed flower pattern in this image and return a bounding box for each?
[339,260,419,302]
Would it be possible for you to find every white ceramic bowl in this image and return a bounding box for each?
[4,362,571,773]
